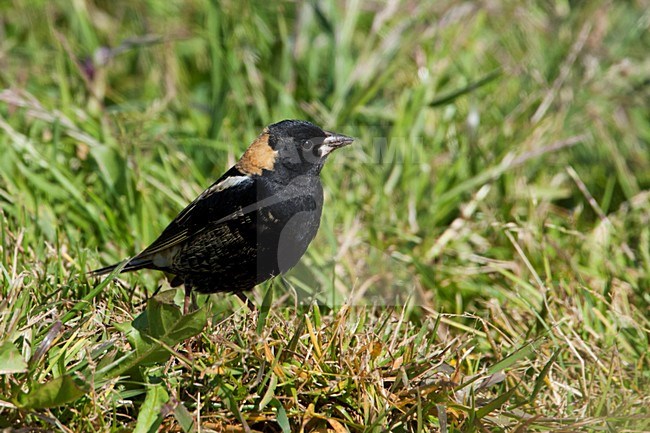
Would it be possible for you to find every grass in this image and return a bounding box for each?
[1,0,649,431]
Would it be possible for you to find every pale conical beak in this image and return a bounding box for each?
[320,131,354,157]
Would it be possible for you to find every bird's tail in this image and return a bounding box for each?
[89,257,153,277]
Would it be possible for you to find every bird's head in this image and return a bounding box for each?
[236,120,354,177]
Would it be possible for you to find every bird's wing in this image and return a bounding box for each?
[136,167,257,258]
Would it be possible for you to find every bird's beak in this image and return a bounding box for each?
[320,131,355,157]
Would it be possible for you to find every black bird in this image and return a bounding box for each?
[92,120,354,312]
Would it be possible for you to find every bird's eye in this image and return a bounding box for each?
[301,140,314,151]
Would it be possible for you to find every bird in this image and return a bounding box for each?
[91,119,354,313]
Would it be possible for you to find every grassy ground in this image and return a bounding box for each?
[1,0,649,431]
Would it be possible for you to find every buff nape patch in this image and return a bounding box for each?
[236,129,278,176]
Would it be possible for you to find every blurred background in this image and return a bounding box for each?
[1,0,649,431]
[2,0,649,308]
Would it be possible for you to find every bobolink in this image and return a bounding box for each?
[92,120,354,312]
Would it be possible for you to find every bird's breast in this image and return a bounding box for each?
[255,177,324,273]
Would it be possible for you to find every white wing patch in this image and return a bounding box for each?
[204,176,252,196]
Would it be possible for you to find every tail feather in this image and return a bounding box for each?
[89,257,154,277]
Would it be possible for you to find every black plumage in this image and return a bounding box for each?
[92,120,353,310]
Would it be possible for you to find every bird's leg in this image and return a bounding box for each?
[183,284,192,315]
[236,291,256,311]
[182,283,195,360]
